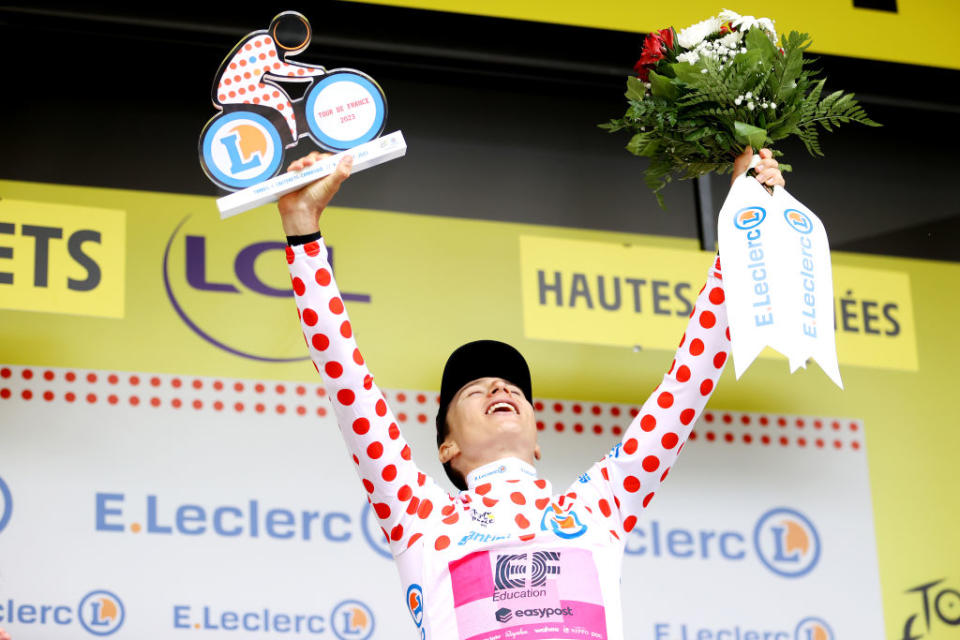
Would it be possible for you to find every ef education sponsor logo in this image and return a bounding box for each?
[0,589,125,636]
[0,474,12,534]
[162,215,370,362]
[173,599,374,639]
[624,507,821,579]
[654,615,833,640]
[94,491,392,560]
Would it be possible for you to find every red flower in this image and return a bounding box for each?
[634,27,675,82]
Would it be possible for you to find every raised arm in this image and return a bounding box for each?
[281,153,450,556]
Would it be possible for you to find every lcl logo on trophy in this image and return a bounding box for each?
[199,11,406,218]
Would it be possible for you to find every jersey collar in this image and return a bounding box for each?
[466,457,538,489]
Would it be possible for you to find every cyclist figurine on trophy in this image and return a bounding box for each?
[199,11,406,218]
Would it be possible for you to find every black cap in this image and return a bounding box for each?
[436,340,532,440]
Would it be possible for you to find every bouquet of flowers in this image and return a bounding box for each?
[601,9,880,207]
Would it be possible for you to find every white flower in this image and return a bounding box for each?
[677,16,721,49]
[719,32,742,49]
[677,51,700,65]
[747,102,755,110]
[745,91,752,99]
[770,102,777,109]
[734,97,743,105]
[718,9,741,23]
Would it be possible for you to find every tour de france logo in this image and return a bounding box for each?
[78,590,126,636]
[794,616,834,640]
[331,600,375,640]
[199,11,387,191]
[753,507,821,578]
[734,206,767,231]
[784,209,814,234]
[0,474,12,534]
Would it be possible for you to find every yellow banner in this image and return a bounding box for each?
[519,235,917,371]
[0,199,126,318]
[351,0,960,70]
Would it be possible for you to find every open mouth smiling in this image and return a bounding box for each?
[485,400,519,415]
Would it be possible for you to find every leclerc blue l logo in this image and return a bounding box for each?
[78,590,125,636]
[0,475,12,533]
[784,209,814,234]
[795,616,834,640]
[331,600,374,640]
[734,206,766,230]
[753,507,821,578]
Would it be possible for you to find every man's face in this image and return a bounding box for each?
[442,377,539,470]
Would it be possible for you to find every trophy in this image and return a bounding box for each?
[198,11,406,218]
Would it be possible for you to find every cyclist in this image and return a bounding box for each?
[275,149,783,639]
[213,12,327,141]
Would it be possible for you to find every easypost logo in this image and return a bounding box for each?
[330,600,374,640]
[794,616,833,640]
[0,474,12,534]
[734,206,766,230]
[78,590,125,636]
[162,215,370,362]
[784,209,814,234]
[753,508,821,578]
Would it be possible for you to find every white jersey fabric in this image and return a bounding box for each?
[285,238,730,640]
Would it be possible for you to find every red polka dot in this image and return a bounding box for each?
[661,433,679,449]
[292,277,305,295]
[325,362,343,378]
[689,339,705,356]
[443,512,459,525]
[724,433,734,443]
[592,424,602,434]
[623,516,637,532]
[388,423,400,439]
[418,500,434,519]
[510,492,526,505]
[780,436,789,446]
[709,287,724,304]
[337,389,355,405]
[401,445,411,460]
[475,483,492,495]
[340,321,352,338]
[367,442,384,459]
[676,365,691,382]
[352,418,370,435]
[699,311,716,328]
[679,409,696,425]
[706,432,716,441]
[642,455,660,472]
[21,390,33,401]
[643,492,655,508]
[43,391,54,401]
[398,485,413,501]
[86,373,97,383]
[374,503,391,519]
[382,465,397,482]
[713,352,727,368]
[329,298,344,314]
[657,392,674,408]
[700,379,714,396]
[302,309,318,326]
[376,399,387,417]
[304,241,321,256]
[623,438,638,455]
[515,514,530,528]
[407,533,422,548]
[623,476,641,493]
[598,500,612,517]
[315,268,331,285]
[640,414,656,431]
[390,525,403,541]
[65,392,76,402]
[435,535,450,550]
[362,479,374,493]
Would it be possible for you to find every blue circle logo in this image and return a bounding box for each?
[734,206,766,230]
[0,475,12,534]
[795,616,834,640]
[754,507,821,578]
[784,209,814,234]
[200,110,285,190]
[361,502,392,559]
[78,590,125,636]
[331,600,375,640]
[305,72,386,151]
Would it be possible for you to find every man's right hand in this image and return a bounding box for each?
[277,152,353,236]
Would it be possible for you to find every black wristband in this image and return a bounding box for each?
[286,230,323,246]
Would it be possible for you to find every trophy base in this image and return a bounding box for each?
[216,130,407,219]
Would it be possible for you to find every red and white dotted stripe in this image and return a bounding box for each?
[0,365,863,451]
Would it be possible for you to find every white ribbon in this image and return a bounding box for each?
[717,174,843,388]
